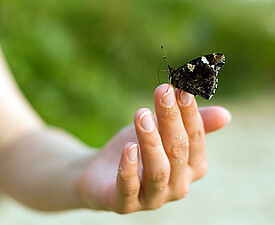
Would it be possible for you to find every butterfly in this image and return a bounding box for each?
[161,46,225,100]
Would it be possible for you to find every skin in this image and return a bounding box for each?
[0,46,231,214]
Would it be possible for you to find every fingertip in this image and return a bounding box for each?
[124,142,138,150]
[175,89,195,108]
[154,84,173,101]
[134,108,151,124]
[125,142,138,164]
[120,142,139,166]
[117,142,139,181]
[199,106,231,133]
[116,143,140,204]
[212,106,231,124]
[220,107,231,129]
[222,107,231,123]
[134,108,155,133]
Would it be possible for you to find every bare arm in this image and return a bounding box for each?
[0,47,95,210]
[0,48,43,147]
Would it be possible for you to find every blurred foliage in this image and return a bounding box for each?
[0,0,274,147]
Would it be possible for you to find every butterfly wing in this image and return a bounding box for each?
[170,53,225,100]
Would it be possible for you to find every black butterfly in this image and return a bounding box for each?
[161,46,225,100]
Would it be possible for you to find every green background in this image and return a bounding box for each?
[0,0,274,147]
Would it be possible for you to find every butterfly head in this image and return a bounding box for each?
[167,64,175,81]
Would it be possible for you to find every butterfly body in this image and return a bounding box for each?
[167,53,225,100]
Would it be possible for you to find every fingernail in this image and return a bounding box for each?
[127,143,138,163]
[139,110,154,132]
[162,88,175,107]
[179,92,192,106]
[226,110,232,122]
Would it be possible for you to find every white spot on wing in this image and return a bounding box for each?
[201,56,209,64]
[187,63,195,72]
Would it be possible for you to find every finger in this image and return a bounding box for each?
[115,142,140,213]
[199,106,231,133]
[154,84,189,191]
[134,108,170,208]
[176,90,206,168]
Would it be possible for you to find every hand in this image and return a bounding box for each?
[77,84,230,214]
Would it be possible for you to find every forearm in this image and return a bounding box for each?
[0,126,96,211]
[0,47,43,148]
[0,46,97,211]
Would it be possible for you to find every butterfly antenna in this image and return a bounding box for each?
[160,46,173,91]
[161,45,173,66]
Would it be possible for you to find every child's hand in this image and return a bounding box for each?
[77,84,230,214]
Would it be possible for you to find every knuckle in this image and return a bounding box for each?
[117,167,136,180]
[117,170,139,197]
[115,207,133,214]
[146,136,160,149]
[189,128,204,143]
[140,132,161,149]
[151,167,170,184]
[168,139,189,160]
[170,184,190,201]
[193,161,208,180]
[144,202,164,210]
[122,186,139,198]
[179,139,190,150]
[163,106,180,123]
[115,208,127,214]
[180,184,190,198]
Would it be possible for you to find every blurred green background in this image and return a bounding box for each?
[1,1,275,224]
[0,0,274,147]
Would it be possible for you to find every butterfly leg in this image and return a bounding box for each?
[178,89,182,100]
[157,70,168,85]
[166,76,172,93]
